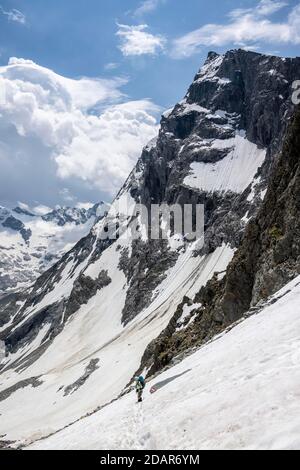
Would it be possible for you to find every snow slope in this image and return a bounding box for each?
[184,132,266,194]
[0,225,234,445]
[28,276,300,450]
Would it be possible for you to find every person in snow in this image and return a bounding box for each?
[134,376,146,402]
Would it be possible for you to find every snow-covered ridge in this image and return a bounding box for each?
[177,100,209,116]
[194,53,231,85]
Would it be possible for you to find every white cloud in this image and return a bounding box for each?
[104,62,119,71]
[76,202,95,210]
[17,201,31,211]
[0,58,159,205]
[59,188,76,202]
[55,99,160,194]
[172,0,299,58]
[133,0,164,17]
[229,0,288,19]
[116,23,166,56]
[255,0,288,16]
[17,202,52,215]
[0,6,26,24]
[7,57,126,110]
[32,205,52,216]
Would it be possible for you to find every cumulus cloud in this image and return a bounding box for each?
[0,6,26,24]
[171,0,299,58]
[0,58,159,206]
[55,99,159,194]
[116,23,166,56]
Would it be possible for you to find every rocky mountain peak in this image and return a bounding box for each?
[184,49,300,148]
[13,206,36,217]
[0,206,10,221]
[205,51,220,64]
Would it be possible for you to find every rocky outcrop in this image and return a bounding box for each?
[2,216,32,243]
[0,440,15,450]
[63,359,100,396]
[119,240,179,324]
[137,275,226,377]
[65,271,111,321]
[138,296,195,376]
[0,376,42,403]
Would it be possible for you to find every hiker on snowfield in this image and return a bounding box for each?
[134,376,146,402]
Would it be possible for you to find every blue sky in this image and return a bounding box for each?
[0,0,299,208]
[1,0,299,108]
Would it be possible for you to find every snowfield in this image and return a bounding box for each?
[27,276,300,450]
[0,213,234,446]
[184,133,266,194]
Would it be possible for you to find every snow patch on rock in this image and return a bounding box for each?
[184,133,266,194]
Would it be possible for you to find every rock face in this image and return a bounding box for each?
[42,204,104,226]
[221,104,300,319]
[119,240,179,324]
[0,50,299,445]
[1,216,32,243]
[140,104,300,376]
[114,50,299,330]
[65,270,112,321]
[125,51,299,256]
[0,203,106,295]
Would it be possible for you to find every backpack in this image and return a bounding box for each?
[139,376,146,389]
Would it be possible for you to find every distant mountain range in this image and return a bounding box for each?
[0,202,108,295]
